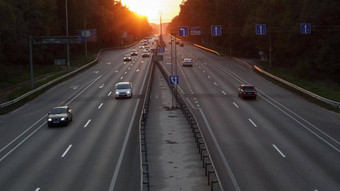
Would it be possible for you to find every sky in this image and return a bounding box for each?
[120,0,182,23]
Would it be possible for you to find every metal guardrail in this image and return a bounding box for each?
[254,66,340,108]
[0,43,138,108]
[193,44,340,109]
[139,60,154,191]
[156,62,222,191]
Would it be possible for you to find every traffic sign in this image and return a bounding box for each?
[256,24,266,35]
[191,26,201,35]
[159,46,165,53]
[169,75,179,85]
[32,36,81,45]
[178,26,189,37]
[211,25,222,36]
[300,23,311,34]
[78,29,97,42]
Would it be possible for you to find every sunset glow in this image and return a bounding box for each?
[120,0,182,23]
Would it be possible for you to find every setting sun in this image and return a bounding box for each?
[120,0,182,23]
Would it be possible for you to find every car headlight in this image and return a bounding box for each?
[126,91,130,94]
[61,118,65,121]
[48,118,52,121]
[116,91,119,95]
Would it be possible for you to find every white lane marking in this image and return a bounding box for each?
[248,118,257,127]
[233,102,239,108]
[203,70,206,73]
[222,90,226,95]
[98,103,103,109]
[94,71,99,74]
[208,75,211,79]
[106,62,111,65]
[124,71,127,74]
[108,91,112,96]
[213,82,218,86]
[35,188,40,191]
[99,84,104,88]
[108,99,140,191]
[120,76,124,80]
[84,119,91,128]
[273,144,286,158]
[61,145,72,158]
[136,69,140,72]
[128,67,131,70]
[0,76,102,163]
[115,70,118,73]
[198,108,241,190]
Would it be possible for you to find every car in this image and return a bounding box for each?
[142,51,150,57]
[179,42,184,47]
[115,82,132,98]
[238,84,257,99]
[130,50,138,56]
[182,58,193,67]
[47,106,72,127]
[123,54,132,61]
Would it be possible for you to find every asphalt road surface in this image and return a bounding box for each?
[163,35,340,191]
[0,46,151,191]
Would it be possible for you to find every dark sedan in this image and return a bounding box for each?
[238,84,257,99]
[47,106,73,127]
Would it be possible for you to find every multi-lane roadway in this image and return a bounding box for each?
[1,36,339,191]
[162,35,340,191]
[0,47,151,191]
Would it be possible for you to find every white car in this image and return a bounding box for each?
[123,54,132,61]
[115,82,132,98]
[182,58,193,67]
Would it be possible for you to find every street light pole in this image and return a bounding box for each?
[65,0,70,71]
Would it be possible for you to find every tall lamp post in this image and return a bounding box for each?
[65,0,70,71]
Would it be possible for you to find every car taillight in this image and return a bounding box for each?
[254,92,257,95]
[243,92,246,95]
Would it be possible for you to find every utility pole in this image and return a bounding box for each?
[65,0,70,71]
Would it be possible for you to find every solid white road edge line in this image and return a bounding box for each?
[61,144,72,158]
[273,144,286,158]
[233,102,239,108]
[98,103,103,109]
[108,99,140,191]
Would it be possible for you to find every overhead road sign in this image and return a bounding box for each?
[78,29,97,42]
[211,25,222,36]
[190,26,201,35]
[178,26,189,37]
[32,36,81,45]
[169,75,179,85]
[300,23,311,34]
[256,24,266,35]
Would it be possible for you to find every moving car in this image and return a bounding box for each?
[115,82,132,98]
[47,106,72,127]
[182,58,193,67]
[238,84,257,99]
[123,54,132,61]
[142,50,150,57]
[130,50,138,56]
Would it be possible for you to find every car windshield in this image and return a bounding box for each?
[243,86,255,90]
[117,84,130,89]
[50,108,67,114]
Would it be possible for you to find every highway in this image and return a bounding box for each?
[1,36,339,191]
[162,35,340,191]
[0,47,151,191]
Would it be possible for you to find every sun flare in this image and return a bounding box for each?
[120,0,181,23]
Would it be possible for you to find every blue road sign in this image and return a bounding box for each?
[169,75,179,85]
[78,29,97,42]
[211,25,222,36]
[300,23,311,34]
[159,47,165,53]
[256,24,266,35]
[178,26,189,37]
[190,26,201,35]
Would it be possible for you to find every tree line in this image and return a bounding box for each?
[167,0,340,84]
[0,0,151,70]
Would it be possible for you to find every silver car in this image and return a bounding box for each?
[115,82,132,98]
